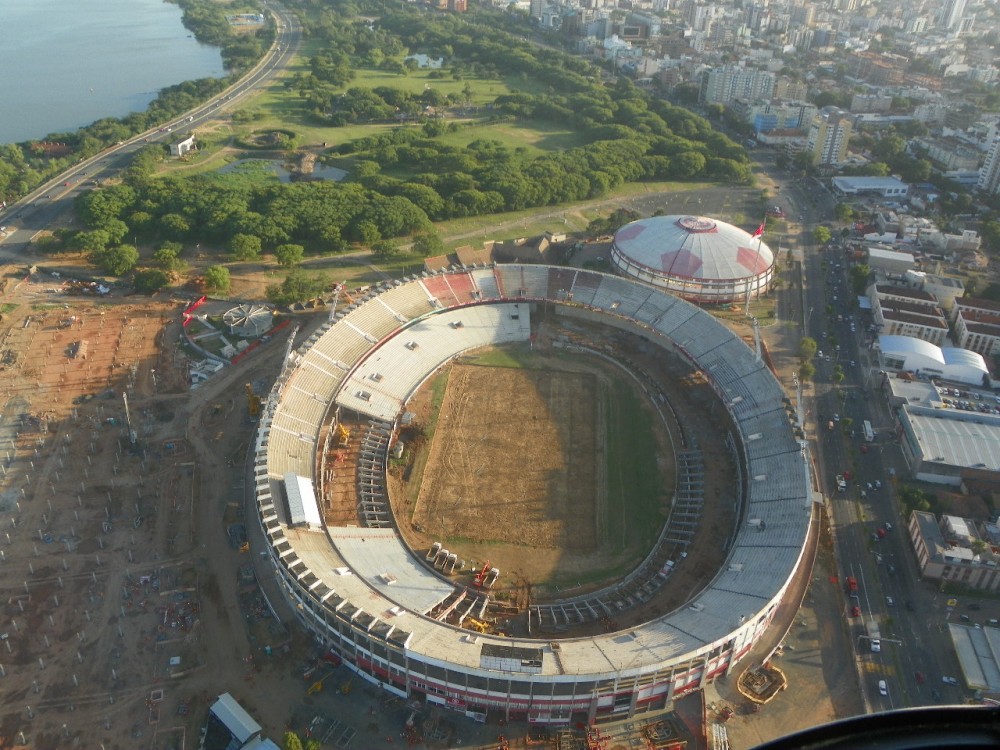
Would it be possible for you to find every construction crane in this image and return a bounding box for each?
[122,392,137,445]
[245,383,262,417]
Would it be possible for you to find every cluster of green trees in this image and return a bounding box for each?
[0,0,267,204]
[65,5,749,277]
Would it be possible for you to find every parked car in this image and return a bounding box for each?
[878,680,888,696]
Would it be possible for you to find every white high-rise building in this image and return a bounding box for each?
[978,137,1000,197]
[806,107,853,166]
[699,66,775,105]
[937,0,967,31]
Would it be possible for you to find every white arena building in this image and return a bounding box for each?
[609,215,774,303]
[252,265,812,726]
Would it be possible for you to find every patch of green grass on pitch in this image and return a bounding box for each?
[461,345,535,369]
[403,368,452,515]
[605,378,662,556]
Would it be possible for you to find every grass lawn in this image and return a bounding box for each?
[402,368,451,517]
[433,119,587,155]
[461,346,534,369]
[604,377,662,556]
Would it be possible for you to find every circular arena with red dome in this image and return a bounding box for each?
[610,215,774,303]
[252,265,812,727]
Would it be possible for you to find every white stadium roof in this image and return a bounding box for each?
[256,265,812,683]
[612,215,773,282]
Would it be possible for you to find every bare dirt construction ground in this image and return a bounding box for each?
[409,361,605,578]
[0,269,327,750]
[386,315,740,636]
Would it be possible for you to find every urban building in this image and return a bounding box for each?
[953,297,1000,358]
[877,334,988,385]
[699,65,775,105]
[937,0,968,32]
[870,286,950,345]
[806,107,853,165]
[909,511,1000,592]
[830,176,909,197]
[978,138,1000,197]
[610,215,774,303]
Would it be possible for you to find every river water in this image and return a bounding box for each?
[1,0,226,145]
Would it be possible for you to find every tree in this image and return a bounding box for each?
[812,226,833,245]
[133,268,171,294]
[799,337,818,361]
[372,239,401,259]
[799,361,816,381]
[265,269,328,305]
[283,732,304,750]
[230,233,262,261]
[981,221,1000,254]
[849,264,871,295]
[834,203,855,222]
[203,265,231,294]
[274,243,305,268]
[412,232,445,257]
[153,243,187,273]
[94,244,139,276]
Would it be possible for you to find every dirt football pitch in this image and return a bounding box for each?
[398,346,674,599]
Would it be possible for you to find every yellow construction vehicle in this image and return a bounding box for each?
[334,423,350,447]
[245,383,262,417]
[465,618,490,634]
[239,542,250,553]
[306,670,336,695]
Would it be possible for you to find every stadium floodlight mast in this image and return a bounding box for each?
[743,218,767,317]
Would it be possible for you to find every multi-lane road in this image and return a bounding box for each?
[766,169,970,713]
[0,2,300,259]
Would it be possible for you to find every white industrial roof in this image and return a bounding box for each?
[832,175,909,192]
[949,623,1000,691]
[905,408,1000,470]
[210,693,260,743]
[880,334,945,363]
[612,215,773,282]
[284,473,322,528]
[942,347,987,370]
[327,527,454,615]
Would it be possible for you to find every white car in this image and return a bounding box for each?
[878,679,888,696]
[942,676,959,686]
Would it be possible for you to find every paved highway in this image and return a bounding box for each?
[0,2,301,259]
[775,169,969,713]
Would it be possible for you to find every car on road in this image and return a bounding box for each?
[915,671,925,684]
[886,596,895,607]
[850,605,861,617]
[878,679,888,696]
[942,676,960,686]
[876,527,887,539]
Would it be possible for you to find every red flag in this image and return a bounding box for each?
[752,221,765,239]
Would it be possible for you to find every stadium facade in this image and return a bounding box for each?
[252,265,812,726]
[609,215,774,303]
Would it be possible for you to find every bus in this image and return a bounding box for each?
[863,420,875,443]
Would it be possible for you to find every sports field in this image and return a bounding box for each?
[398,346,672,595]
